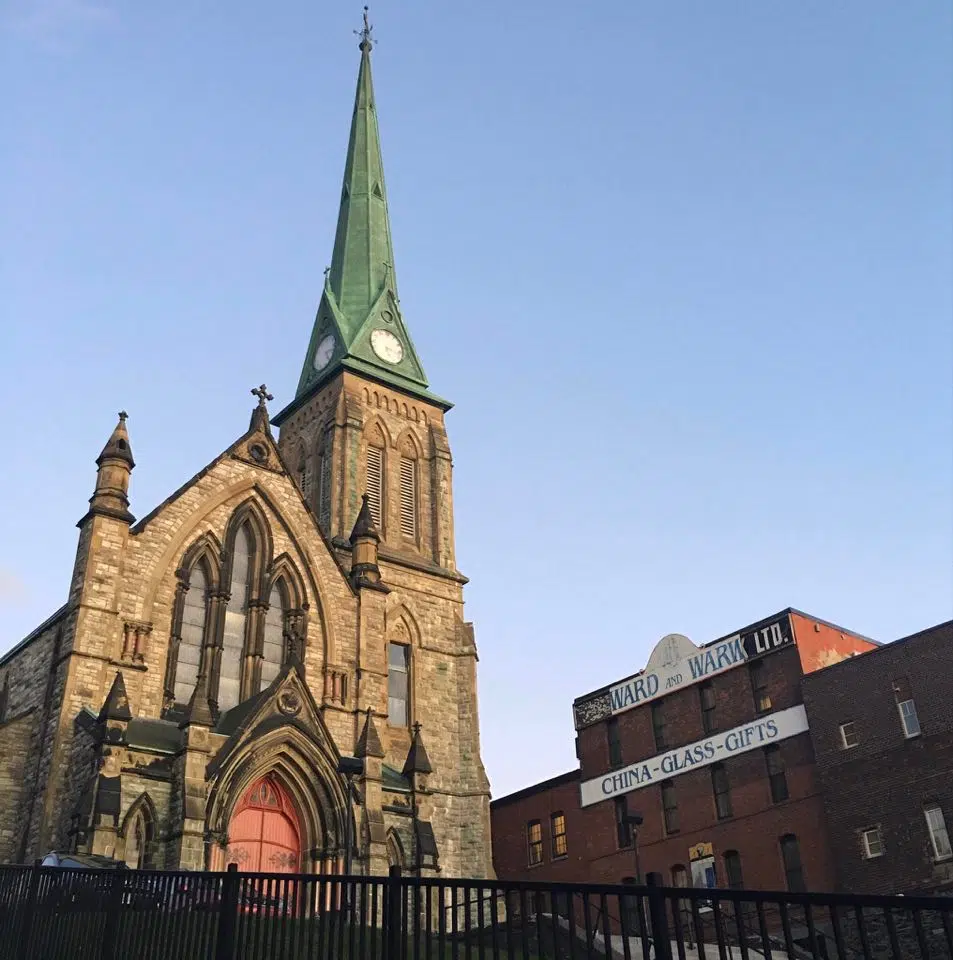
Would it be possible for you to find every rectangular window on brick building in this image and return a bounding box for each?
[551,812,567,858]
[840,722,858,749]
[898,699,921,738]
[651,702,667,751]
[892,677,921,739]
[862,827,884,859]
[925,806,952,861]
[749,660,771,713]
[607,716,623,768]
[699,682,716,734]
[527,820,543,866]
[724,850,744,889]
[614,797,633,849]
[780,834,805,892]
[765,745,789,803]
[661,780,679,834]
[711,764,733,820]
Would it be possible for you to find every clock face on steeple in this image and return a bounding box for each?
[370,328,403,364]
[313,334,336,371]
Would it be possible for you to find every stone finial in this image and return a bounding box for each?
[83,412,136,525]
[96,412,135,469]
[98,672,132,723]
[181,672,214,728]
[402,721,433,778]
[355,708,385,759]
[349,494,383,587]
[350,494,381,544]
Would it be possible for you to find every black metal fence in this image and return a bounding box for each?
[0,862,951,960]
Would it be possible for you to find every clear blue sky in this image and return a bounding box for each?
[2,2,951,798]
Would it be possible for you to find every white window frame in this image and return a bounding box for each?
[897,699,921,739]
[839,722,858,749]
[925,806,952,861]
[861,827,884,859]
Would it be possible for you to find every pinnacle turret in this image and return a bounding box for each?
[82,412,135,525]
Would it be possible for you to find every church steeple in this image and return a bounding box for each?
[278,10,442,425]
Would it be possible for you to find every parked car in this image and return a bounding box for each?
[38,852,167,910]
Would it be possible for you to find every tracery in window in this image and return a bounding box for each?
[220,524,253,711]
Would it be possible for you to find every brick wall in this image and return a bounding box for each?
[568,616,858,892]
[802,621,953,893]
[491,771,584,881]
[789,611,878,674]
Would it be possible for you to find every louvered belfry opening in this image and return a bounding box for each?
[318,444,332,530]
[366,445,384,528]
[399,456,416,539]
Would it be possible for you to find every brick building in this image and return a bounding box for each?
[0,29,493,878]
[492,609,876,892]
[802,620,953,894]
[491,771,582,882]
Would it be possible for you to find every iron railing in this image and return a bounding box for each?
[0,861,950,960]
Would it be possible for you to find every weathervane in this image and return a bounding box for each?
[356,5,374,50]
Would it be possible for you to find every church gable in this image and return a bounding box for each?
[83,396,361,723]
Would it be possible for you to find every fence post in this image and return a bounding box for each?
[385,865,402,960]
[16,860,43,960]
[646,874,673,960]
[214,863,240,960]
[100,863,127,960]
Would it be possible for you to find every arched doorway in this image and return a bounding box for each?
[226,776,301,872]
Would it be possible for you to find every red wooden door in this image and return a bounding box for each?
[227,777,300,872]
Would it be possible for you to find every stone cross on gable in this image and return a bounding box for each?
[251,384,273,407]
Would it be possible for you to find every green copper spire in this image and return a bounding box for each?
[283,10,446,417]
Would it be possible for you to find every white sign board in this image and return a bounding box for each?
[579,704,809,807]
[607,619,792,717]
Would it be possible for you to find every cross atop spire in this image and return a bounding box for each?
[356,6,374,50]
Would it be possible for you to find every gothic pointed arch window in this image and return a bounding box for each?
[261,579,287,692]
[220,524,254,711]
[174,560,209,704]
[122,799,155,870]
[317,429,333,532]
[365,423,387,530]
[298,444,313,504]
[397,435,419,541]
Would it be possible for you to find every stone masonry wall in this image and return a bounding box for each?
[10,394,493,880]
[0,713,34,862]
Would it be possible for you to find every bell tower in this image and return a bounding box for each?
[273,14,457,576]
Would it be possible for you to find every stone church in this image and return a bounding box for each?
[0,27,493,878]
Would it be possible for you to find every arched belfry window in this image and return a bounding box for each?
[220,524,254,711]
[261,580,287,692]
[175,562,208,704]
[366,445,384,528]
[298,445,313,502]
[398,437,418,541]
[317,430,332,531]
